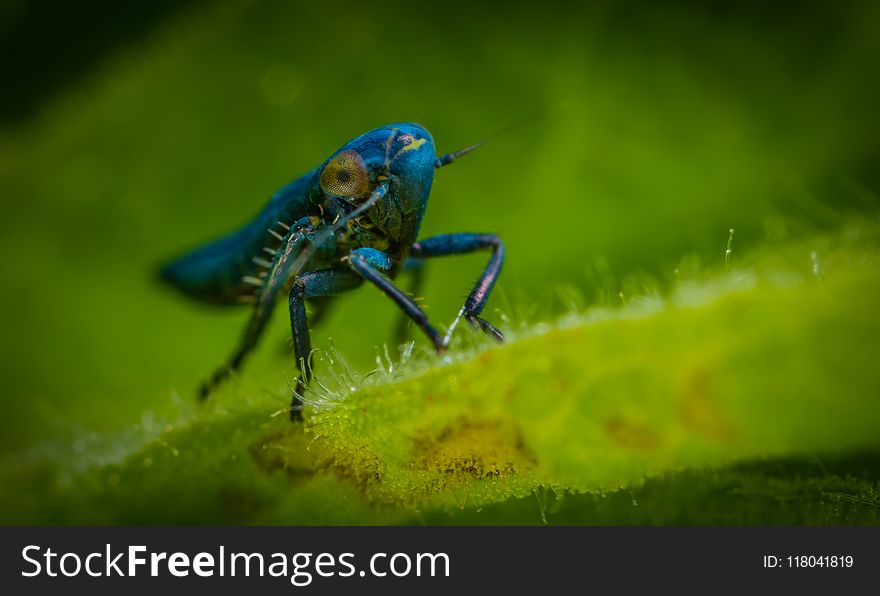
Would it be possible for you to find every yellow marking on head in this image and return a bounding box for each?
[393,137,428,160]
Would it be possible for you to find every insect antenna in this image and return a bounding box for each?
[434,108,553,168]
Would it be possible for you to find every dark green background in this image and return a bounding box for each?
[1,0,878,468]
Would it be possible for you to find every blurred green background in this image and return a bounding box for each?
[1,0,879,522]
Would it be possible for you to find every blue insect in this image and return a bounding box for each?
[161,123,504,420]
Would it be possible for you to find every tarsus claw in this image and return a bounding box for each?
[466,314,505,342]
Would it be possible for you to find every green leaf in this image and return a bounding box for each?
[4,219,879,524]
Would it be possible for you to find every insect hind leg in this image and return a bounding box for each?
[198,296,274,400]
[198,218,317,400]
[288,268,362,421]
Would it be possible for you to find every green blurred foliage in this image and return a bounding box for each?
[1,0,879,523]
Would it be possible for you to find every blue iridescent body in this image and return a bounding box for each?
[161,123,504,420]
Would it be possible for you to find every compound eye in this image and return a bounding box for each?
[319,150,371,198]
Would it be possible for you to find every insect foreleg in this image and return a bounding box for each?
[288,268,362,421]
[347,248,445,352]
[410,233,505,344]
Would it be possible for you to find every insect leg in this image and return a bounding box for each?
[198,218,316,399]
[410,233,505,344]
[197,290,275,400]
[347,248,445,351]
[288,268,362,421]
[277,296,336,356]
[392,257,425,345]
